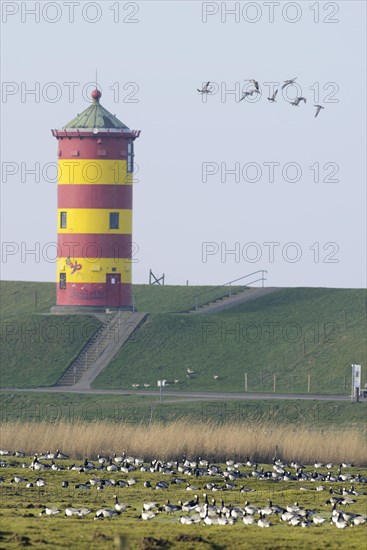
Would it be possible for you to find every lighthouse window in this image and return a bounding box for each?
[109,212,119,229]
[127,140,134,173]
[59,273,66,289]
[60,211,67,228]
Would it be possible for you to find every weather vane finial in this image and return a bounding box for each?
[92,69,101,101]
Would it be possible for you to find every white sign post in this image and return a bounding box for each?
[157,379,166,404]
[351,364,361,402]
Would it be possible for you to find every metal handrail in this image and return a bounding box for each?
[195,270,267,298]
[190,270,268,311]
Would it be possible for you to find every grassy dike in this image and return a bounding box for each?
[93,288,366,394]
[1,283,365,395]
[0,281,101,387]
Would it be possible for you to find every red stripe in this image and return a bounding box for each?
[57,234,134,259]
[58,136,129,160]
[57,282,132,307]
[58,184,132,209]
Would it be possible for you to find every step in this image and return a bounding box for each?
[73,312,148,388]
[56,311,148,387]
[55,311,127,386]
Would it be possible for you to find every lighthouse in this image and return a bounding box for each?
[52,89,140,309]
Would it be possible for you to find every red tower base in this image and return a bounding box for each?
[57,282,132,309]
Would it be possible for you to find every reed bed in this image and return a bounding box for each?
[1,420,366,465]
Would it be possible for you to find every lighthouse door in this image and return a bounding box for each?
[106,273,121,307]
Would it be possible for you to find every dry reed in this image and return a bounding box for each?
[1,420,366,465]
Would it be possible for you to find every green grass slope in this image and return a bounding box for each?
[0,281,101,388]
[93,288,367,394]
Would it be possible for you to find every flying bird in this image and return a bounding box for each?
[290,96,306,106]
[239,89,257,101]
[314,105,325,118]
[245,79,259,91]
[282,77,297,90]
[197,81,212,94]
[267,89,278,103]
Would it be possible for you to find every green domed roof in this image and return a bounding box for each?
[63,90,129,130]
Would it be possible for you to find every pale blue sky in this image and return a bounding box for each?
[1,1,366,287]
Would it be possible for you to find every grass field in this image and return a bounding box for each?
[93,288,366,394]
[1,392,367,431]
[0,450,366,549]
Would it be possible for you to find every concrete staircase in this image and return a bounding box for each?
[56,311,147,387]
[187,287,250,313]
[189,287,282,315]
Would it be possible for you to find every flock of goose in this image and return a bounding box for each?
[131,367,201,388]
[197,78,326,117]
[1,449,366,530]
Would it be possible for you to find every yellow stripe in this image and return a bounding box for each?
[58,209,132,234]
[57,258,132,283]
[58,160,132,185]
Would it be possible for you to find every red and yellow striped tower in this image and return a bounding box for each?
[52,89,140,309]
